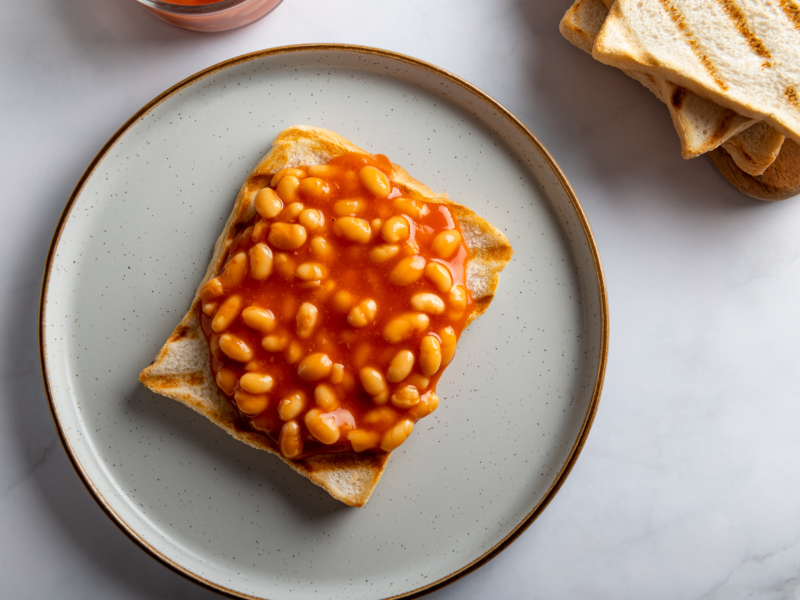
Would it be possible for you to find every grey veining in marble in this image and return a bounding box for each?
[2,0,800,598]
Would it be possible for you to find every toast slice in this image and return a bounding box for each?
[560,0,785,174]
[721,121,786,177]
[139,126,513,507]
[592,0,800,145]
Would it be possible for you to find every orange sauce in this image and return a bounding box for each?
[199,152,472,458]
[161,0,224,5]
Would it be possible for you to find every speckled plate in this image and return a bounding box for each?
[39,45,608,600]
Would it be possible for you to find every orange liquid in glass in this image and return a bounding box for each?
[162,0,224,5]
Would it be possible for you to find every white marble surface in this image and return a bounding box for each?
[3,0,800,598]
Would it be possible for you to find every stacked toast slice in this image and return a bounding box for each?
[560,0,795,180]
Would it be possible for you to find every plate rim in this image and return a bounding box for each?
[38,43,609,600]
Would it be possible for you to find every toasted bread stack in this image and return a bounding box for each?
[560,0,800,184]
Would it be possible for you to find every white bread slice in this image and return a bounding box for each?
[721,120,786,176]
[593,0,800,145]
[139,126,513,507]
[560,0,785,174]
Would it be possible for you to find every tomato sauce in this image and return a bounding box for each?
[199,152,472,458]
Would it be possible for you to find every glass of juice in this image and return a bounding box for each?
[136,0,284,32]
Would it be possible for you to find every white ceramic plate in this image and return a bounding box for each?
[40,45,607,599]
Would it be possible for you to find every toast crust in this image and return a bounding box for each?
[139,126,513,507]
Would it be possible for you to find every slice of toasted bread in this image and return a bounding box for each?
[721,120,786,177]
[592,0,800,145]
[139,126,513,507]
[560,0,785,172]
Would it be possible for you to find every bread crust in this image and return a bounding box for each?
[139,126,513,507]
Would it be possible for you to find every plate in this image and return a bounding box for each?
[39,45,608,599]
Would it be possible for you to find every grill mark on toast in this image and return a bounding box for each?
[708,111,737,145]
[657,0,728,90]
[671,86,688,109]
[715,0,772,62]
[169,324,198,341]
[787,86,800,110]
[778,0,800,33]
[145,372,205,388]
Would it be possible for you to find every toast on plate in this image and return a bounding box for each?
[139,126,513,507]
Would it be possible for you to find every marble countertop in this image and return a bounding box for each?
[3,1,800,598]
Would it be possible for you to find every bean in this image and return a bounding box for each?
[383,312,430,344]
[251,218,270,241]
[381,216,410,243]
[277,392,307,421]
[298,208,324,232]
[295,302,319,339]
[234,389,269,416]
[299,177,330,201]
[297,353,333,381]
[333,199,366,216]
[387,350,415,383]
[381,420,414,451]
[262,331,289,352]
[310,236,335,262]
[359,366,387,396]
[393,198,428,219]
[280,202,304,222]
[363,406,398,427]
[241,306,276,334]
[200,277,224,301]
[314,384,339,411]
[239,373,274,394]
[419,335,442,376]
[218,333,253,362]
[408,392,439,420]
[432,229,462,259]
[285,340,304,364]
[255,187,283,219]
[307,164,339,178]
[411,292,445,315]
[440,326,457,365]
[279,420,304,459]
[270,168,306,188]
[304,408,340,445]
[405,373,430,390]
[296,262,327,282]
[202,301,218,317]
[389,255,426,286]
[348,429,380,452]
[369,244,400,263]
[330,363,344,384]
[219,253,248,288]
[270,254,294,280]
[347,299,377,328]
[359,166,391,198]
[268,222,307,250]
[211,295,243,333]
[249,243,273,281]
[276,175,301,203]
[425,262,453,293]
[391,385,420,409]
[449,285,468,313]
[215,368,238,396]
[333,216,371,243]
